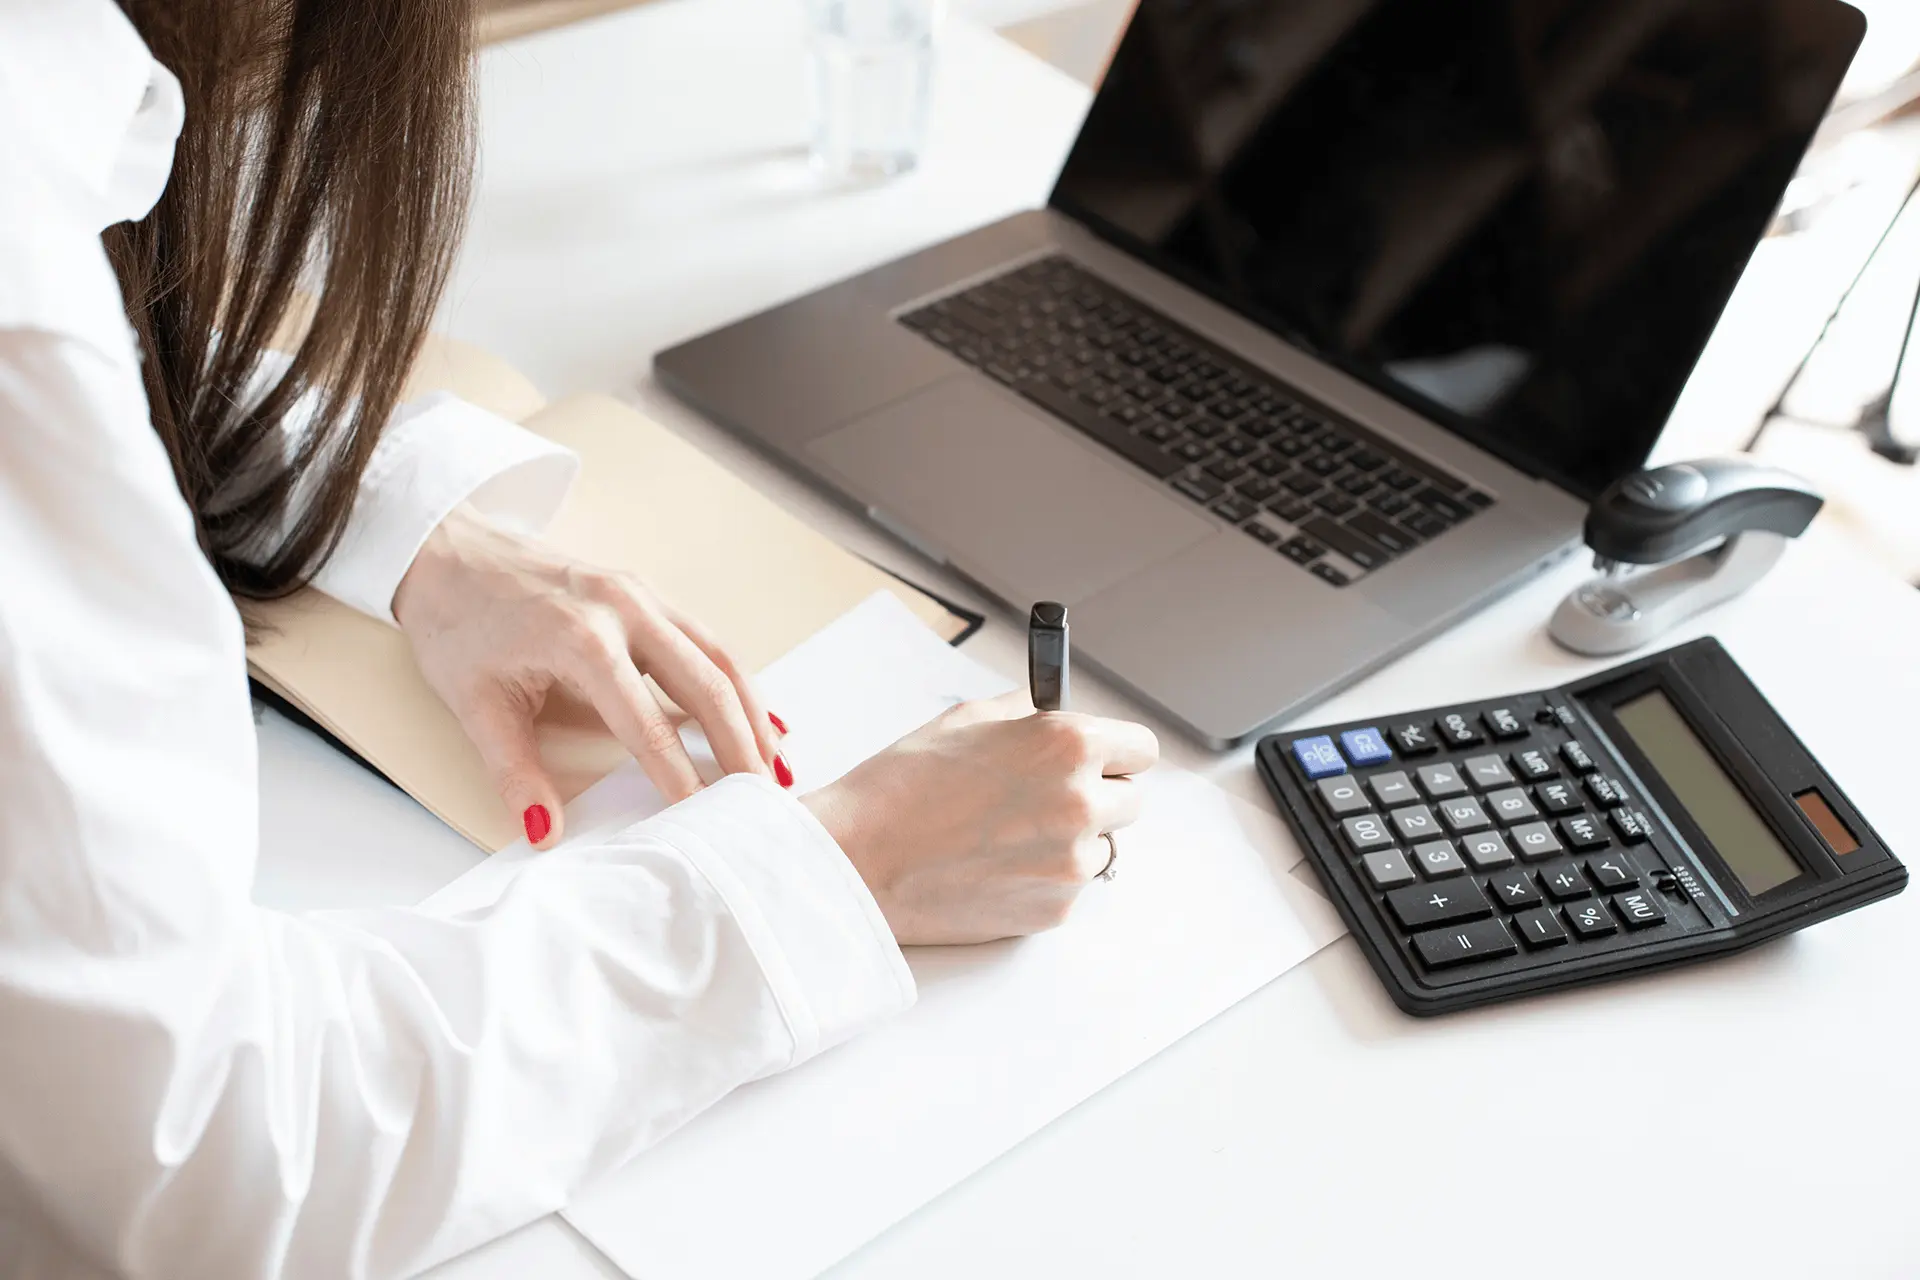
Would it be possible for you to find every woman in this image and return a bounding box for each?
[0,2,1157,1275]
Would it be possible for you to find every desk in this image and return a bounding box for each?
[253,2,1920,1275]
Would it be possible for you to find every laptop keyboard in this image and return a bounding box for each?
[898,256,1493,587]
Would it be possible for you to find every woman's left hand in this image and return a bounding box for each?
[392,505,787,847]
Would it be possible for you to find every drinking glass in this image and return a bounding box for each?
[805,0,940,179]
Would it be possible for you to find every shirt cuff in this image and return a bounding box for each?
[311,392,580,624]
[633,775,916,1067]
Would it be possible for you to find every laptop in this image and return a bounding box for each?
[656,0,1864,747]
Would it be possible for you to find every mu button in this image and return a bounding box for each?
[1414,919,1517,970]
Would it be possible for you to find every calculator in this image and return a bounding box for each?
[1255,638,1906,1015]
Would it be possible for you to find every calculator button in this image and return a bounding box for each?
[1513,908,1569,949]
[1509,822,1564,861]
[1560,740,1598,774]
[1390,804,1445,844]
[1488,871,1542,909]
[1586,853,1638,890]
[1391,723,1440,756]
[1584,775,1628,808]
[1360,849,1417,890]
[1438,796,1492,833]
[1435,713,1483,748]
[1315,776,1373,816]
[1463,754,1515,789]
[1565,901,1618,939]
[1513,748,1557,780]
[1460,831,1515,870]
[1482,707,1528,740]
[1368,771,1420,807]
[1613,889,1668,929]
[1292,736,1346,779]
[1560,814,1609,849]
[1413,918,1516,970]
[1484,787,1540,825]
[1341,814,1395,854]
[1416,762,1468,798]
[1610,808,1654,844]
[1411,840,1468,879]
[1540,865,1593,901]
[1385,880,1493,930]
[1535,780,1583,814]
[1340,727,1394,767]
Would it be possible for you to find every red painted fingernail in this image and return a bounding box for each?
[769,711,789,736]
[523,804,552,844]
[773,755,794,789]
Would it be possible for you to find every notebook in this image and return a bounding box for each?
[247,335,973,851]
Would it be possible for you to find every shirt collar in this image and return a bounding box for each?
[0,0,182,231]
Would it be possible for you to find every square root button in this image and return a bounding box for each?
[1340,727,1394,767]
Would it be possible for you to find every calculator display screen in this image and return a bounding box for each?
[1613,690,1804,896]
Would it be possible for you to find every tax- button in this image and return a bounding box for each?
[1613,890,1668,929]
[1340,727,1394,767]
[1292,735,1346,779]
[1386,879,1493,930]
[1413,918,1516,970]
[1315,776,1371,816]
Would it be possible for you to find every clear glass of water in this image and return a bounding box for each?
[805,0,940,180]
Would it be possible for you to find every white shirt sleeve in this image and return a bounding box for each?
[0,287,913,1280]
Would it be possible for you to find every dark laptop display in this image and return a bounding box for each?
[1051,0,1865,499]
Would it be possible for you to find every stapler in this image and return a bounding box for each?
[1547,458,1824,656]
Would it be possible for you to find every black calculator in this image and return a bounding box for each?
[1256,637,1906,1015]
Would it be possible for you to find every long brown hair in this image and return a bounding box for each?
[103,1,474,601]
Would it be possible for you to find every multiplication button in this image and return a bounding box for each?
[1413,919,1516,970]
[1488,871,1541,909]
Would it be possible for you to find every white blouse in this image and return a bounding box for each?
[0,5,913,1278]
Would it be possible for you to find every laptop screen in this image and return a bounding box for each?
[1049,0,1864,500]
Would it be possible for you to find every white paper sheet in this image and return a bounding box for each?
[425,594,1345,1279]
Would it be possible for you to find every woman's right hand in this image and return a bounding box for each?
[800,691,1159,945]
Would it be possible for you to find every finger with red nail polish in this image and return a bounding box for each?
[769,711,789,736]
[774,755,794,789]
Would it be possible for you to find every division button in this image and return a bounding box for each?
[1535,780,1583,814]
[1360,848,1417,891]
[1292,735,1346,780]
[1584,775,1628,808]
[1316,775,1372,816]
[1482,707,1528,740]
[1385,879,1494,930]
[1340,727,1394,767]
[1610,808,1654,844]
[1513,748,1557,780]
[1489,871,1542,909]
[1413,918,1516,970]
[1460,830,1515,870]
[1438,795,1492,833]
[1565,900,1619,939]
[1463,753,1517,789]
[1416,762,1469,798]
[1391,723,1440,756]
[1391,804,1445,844]
[1613,889,1668,929]
[1341,813,1395,854]
[1411,840,1468,879]
[1368,771,1421,808]
[1586,854,1638,890]
[1509,821,1564,861]
[1435,712,1483,747]
[1560,814,1610,849]
[1484,787,1540,825]
[1560,740,1599,774]
[1540,865,1593,901]
[1513,907,1569,949]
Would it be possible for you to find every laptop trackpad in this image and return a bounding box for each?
[808,378,1213,603]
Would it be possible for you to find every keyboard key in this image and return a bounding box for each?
[1535,780,1583,814]
[1613,889,1667,929]
[1206,458,1248,483]
[1402,510,1448,539]
[1464,489,1493,509]
[1484,787,1540,825]
[1368,771,1420,807]
[1584,775,1628,808]
[1560,741,1598,774]
[1463,754,1515,789]
[1385,880,1493,930]
[1339,728,1394,767]
[1391,723,1440,756]
[1172,474,1224,505]
[1244,521,1279,547]
[1236,476,1281,503]
[1540,865,1592,901]
[1283,472,1323,496]
[1460,831,1515,870]
[1381,467,1421,491]
[1315,775,1372,816]
[1311,492,1359,519]
[1610,808,1654,844]
[1513,748,1557,780]
[1251,453,1290,477]
[1347,510,1415,554]
[1335,472,1378,498]
[1281,537,1326,565]
[1267,494,1314,523]
[1435,713,1483,748]
[1175,440,1215,463]
[1565,900,1618,939]
[1361,849,1417,890]
[1301,517,1387,570]
[1291,735,1346,780]
[1513,907,1569,949]
[1482,707,1528,740]
[1509,821,1564,862]
[1303,454,1342,477]
[1489,870,1542,909]
[1341,813,1395,854]
[1347,449,1387,472]
[1416,762,1468,798]
[1411,840,1468,879]
[1209,496,1258,524]
[1560,814,1609,849]
[1413,919,1516,970]
[1438,795,1492,833]
[1391,805,1445,844]
[1586,853,1637,890]
[1417,487,1473,522]
[1310,563,1354,587]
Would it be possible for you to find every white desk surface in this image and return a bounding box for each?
[253,2,1920,1275]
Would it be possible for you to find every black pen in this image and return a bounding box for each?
[1027,602,1069,712]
